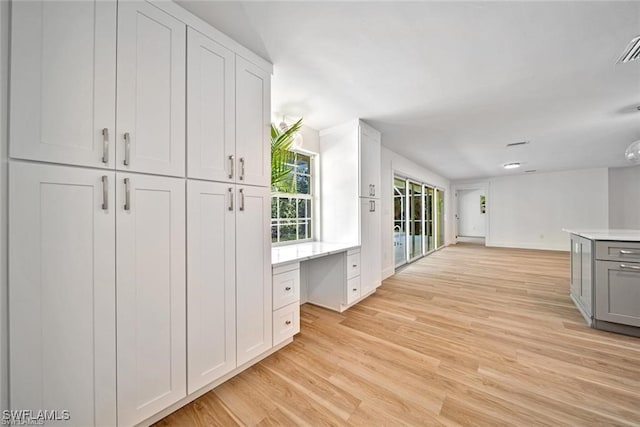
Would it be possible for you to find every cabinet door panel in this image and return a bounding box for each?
[117,1,186,176]
[187,28,235,182]
[570,237,581,300]
[116,173,186,426]
[361,198,381,295]
[580,239,593,316]
[236,186,272,365]
[236,56,270,187]
[10,0,116,168]
[9,162,116,426]
[187,181,236,393]
[595,261,640,327]
[359,125,381,198]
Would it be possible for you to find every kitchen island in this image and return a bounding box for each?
[564,229,640,336]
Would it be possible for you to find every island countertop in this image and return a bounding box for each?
[563,229,640,242]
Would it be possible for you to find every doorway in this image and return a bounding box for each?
[457,189,486,244]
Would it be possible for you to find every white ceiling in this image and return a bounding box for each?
[178,1,640,180]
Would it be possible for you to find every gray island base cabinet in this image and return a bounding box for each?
[567,231,640,337]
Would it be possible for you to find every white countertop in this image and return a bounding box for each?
[563,229,640,242]
[271,241,360,267]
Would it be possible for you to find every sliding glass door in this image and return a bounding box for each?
[424,185,435,252]
[436,189,445,248]
[408,182,423,260]
[393,177,407,267]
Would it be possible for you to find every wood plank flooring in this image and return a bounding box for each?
[156,243,640,426]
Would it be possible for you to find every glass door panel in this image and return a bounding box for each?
[424,186,435,252]
[436,189,445,248]
[408,182,423,260]
[393,177,407,267]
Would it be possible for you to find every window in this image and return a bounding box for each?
[271,151,313,244]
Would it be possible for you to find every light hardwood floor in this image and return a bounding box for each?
[156,244,640,426]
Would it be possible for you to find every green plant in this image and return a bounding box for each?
[271,118,303,192]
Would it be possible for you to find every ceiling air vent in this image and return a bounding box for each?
[617,35,640,64]
[524,169,537,173]
[506,141,530,147]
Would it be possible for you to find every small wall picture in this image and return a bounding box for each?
[480,195,486,214]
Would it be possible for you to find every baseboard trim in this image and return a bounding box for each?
[487,241,568,252]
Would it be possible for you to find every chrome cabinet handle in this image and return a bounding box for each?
[372,200,375,212]
[620,264,640,271]
[285,320,292,325]
[123,132,131,166]
[352,288,357,292]
[372,184,375,197]
[124,178,131,211]
[102,128,109,164]
[620,250,640,256]
[353,264,357,268]
[228,155,234,179]
[228,187,233,211]
[285,286,291,291]
[101,175,108,210]
[239,157,245,180]
[239,188,245,211]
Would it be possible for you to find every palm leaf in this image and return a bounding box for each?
[271,118,303,192]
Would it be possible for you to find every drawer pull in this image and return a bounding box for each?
[353,288,357,292]
[285,320,292,325]
[352,264,357,268]
[620,264,640,271]
[619,250,640,256]
[285,286,291,291]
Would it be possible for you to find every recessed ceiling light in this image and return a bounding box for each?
[617,35,640,64]
[503,162,521,169]
[506,141,530,147]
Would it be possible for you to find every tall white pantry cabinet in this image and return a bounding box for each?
[7,1,272,426]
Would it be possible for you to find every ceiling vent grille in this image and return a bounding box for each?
[617,36,640,64]
[506,141,530,147]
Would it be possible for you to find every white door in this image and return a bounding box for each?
[187,28,235,182]
[10,0,116,168]
[235,56,270,187]
[187,180,236,393]
[361,198,382,295]
[359,128,381,198]
[116,173,186,426]
[116,1,186,177]
[9,162,116,426]
[236,185,272,365]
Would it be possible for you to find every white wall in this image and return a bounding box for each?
[458,189,486,237]
[380,146,452,279]
[609,165,640,229]
[0,0,9,411]
[474,168,609,251]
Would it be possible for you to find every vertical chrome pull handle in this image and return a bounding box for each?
[372,184,375,197]
[228,155,234,179]
[239,188,245,211]
[101,175,108,210]
[228,187,233,211]
[239,157,245,180]
[124,178,131,211]
[123,132,131,166]
[102,128,109,164]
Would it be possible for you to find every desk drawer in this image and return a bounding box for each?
[347,253,361,279]
[273,302,300,346]
[273,268,300,310]
[346,276,361,305]
[595,241,640,262]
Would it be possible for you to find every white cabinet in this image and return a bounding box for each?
[569,234,593,321]
[116,1,186,177]
[116,174,186,426]
[360,124,382,198]
[9,0,117,168]
[361,199,382,295]
[236,185,272,365]
[186,28,235,182]
[186,180,236,393]
[235,56,271,187]
[9,162,116,426]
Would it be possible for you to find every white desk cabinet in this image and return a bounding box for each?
[9,162,117,426]
[10,0,117,168]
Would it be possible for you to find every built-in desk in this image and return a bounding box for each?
[271,242,372,313]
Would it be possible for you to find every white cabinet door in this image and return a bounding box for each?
[9,162,116,426]
[236,186,272,365]
[10,0,116,168]
[235,56,270,187]
[361,198,382,295]
[359,127,381,198]
[116,173,186,426]
[187,28,235,182]
[117,1,186,177]
[187,180,236,393]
